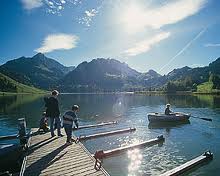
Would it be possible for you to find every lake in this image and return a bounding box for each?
[0,93,220,176]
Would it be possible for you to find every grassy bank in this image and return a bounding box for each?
[0,73,46,95]
[195,81,220,94]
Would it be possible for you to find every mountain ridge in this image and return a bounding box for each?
[0,53,75,89]
[0,53,220,92]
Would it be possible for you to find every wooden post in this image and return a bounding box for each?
[160,151,213,176]
[94,135,165,159]
[18,118,27,145]
[0,134,18,141]
[73,121,118,130]
[78,127,136,141]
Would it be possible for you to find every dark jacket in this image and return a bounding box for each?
[44,96,60,118]
[165,107,172,115]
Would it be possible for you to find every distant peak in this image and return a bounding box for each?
[33,52,45,58]
[143,69,161,78]
[148,69,157,74]
[182,66,191,69]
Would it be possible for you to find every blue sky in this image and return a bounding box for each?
[0,0,220,74]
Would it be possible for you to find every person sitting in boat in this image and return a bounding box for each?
[39,112,49,133]
[63,105,80,145]
[165,104,173,115]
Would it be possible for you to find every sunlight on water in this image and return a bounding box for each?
[121,138,141,147]
[127,149,143,175]
[0,94,220,175]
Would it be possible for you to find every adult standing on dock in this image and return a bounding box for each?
[45,90,63,137]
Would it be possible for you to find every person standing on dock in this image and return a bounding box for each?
[63,105,79,144]
[44,90,63,137]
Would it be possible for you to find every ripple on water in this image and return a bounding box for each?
[1,94,220,175]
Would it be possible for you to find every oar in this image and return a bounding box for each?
[0,134,18,141]
[191,116,212,122]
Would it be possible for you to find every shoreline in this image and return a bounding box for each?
[134,90,220,95]
[0,91,48,96]
[1,90,220,96]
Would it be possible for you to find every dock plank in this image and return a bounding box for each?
[21,128,109,176]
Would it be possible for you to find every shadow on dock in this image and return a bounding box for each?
[25,144,68,175]
[28,137,58,155]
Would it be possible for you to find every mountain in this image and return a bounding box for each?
[143,58,220,91]
[0,73,44,93]
[165,57,220,84]
[59,58,149,92]
[138,69,161,81]
[1,53,219,93]
[209,57,220,75]
[139,58,220,90]
[0,53,75,89]
[166,66,192,80]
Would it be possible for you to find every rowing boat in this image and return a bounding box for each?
[0,143,23,172]
[148,112,190,123]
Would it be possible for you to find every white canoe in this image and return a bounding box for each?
[148,112,190,123]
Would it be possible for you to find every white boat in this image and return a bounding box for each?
[148,112,190,123]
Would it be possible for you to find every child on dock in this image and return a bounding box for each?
[39,112,49,133]
[63,105,79,144]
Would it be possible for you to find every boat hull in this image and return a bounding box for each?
[148,113,190,123]
[0,144,23,172]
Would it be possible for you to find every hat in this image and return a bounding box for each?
[166,104,171,107]
[72,105,79,110]
[52,90,59,96]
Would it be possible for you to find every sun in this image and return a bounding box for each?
[119,2,147,34]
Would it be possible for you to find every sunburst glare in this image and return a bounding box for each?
[118,1,147,34]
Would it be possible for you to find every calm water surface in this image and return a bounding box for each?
[0,94,220,176]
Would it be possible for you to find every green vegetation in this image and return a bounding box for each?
[196,74,220,94]
[197,81,213,93]
[196,81,220,94]
[0,73,45,94]
[162,73,220,94]
[163,76,196,93]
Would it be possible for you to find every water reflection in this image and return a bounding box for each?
[148,121,190,130]
[165,94,220,108]
[148,121,191,137]
[112,98,126,117]
[0,94,220,175]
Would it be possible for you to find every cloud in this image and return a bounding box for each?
[85,9,97,17]
[21,0,43,10]
[148,0,207,29]
[35,33,79,53]
[119,0,207,33]
[79,9,98,27]
[21,0,80,13]
[204,43,220,47]
[124,32,170,56]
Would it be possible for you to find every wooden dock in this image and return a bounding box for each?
[20,128,109,176]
